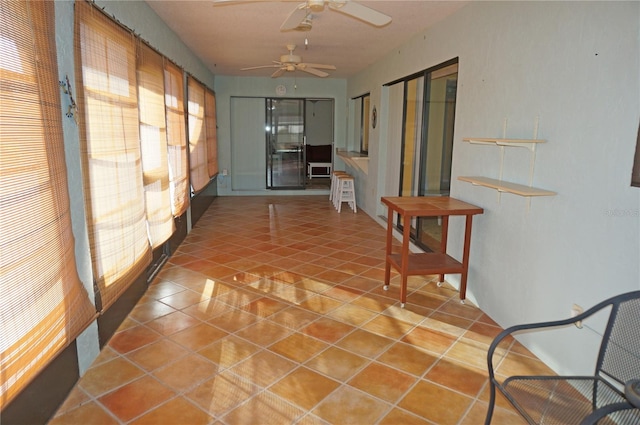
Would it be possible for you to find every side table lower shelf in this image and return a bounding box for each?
[387,253,463,276]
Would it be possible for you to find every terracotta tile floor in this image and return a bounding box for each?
[51,195,549,425]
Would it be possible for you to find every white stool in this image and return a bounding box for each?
[334,175,357,213]
[330,171,348,202]
[331,172,350,207]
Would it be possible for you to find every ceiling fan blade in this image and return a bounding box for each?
[300,63,336,70]
[271,67,286,78]
[298,66,329,78]
[329,1,391,27]
[241,64,280,70]
[280,3,308,31]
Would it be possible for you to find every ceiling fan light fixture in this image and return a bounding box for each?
[295,17,313,31]
[308,0,325,12]
[280,54,302,63]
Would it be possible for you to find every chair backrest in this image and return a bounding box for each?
[597,290,640,386]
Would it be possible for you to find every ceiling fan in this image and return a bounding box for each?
[281,0,392,31]
[240,44,336,78]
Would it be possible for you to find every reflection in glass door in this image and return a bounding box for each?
[266,98,306,189]
[399,60,458,251]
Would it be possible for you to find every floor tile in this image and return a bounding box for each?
[234,319,292,347]
[336,328,395,358]
[267,306,322,330]
[311,385,390,424]
[376,341,439,377]
[269,332,329,363]
[129,396,213,425]
[229,349,297,388]
[401,325,458,356]
[446,337,501,370]
[361,314,414,340]
[425,357,488,397]
[382,303,433,325]
[304,346,370,382]
[98,375,175,422]
[143,281,185,300]
[146,310,201,336]
[378,407,431,425]
[168,322,228,351]
[126,338,190,371]
[347,361,417,403]
[109,325,163,354]
[300,317,355,343]
[182,296,232,321]
[496,350,556,377]
[159,289,208,310]
[270,367,340,411]
[186,370,260,416]
[198,334,261,368]
[153,353,220,391]
[240,296,290,318]
[326,303,377,326]
[460,399,528,425]
[398,379,473,425]
[222,391,305,424]
[49,401,118,425]
[350,293,396,313]
[79,357,145,397]
[128,300,177,323]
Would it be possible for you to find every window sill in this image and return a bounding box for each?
[336,149,369,174]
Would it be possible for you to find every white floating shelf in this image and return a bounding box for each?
[458,176,556,197]
[463,138,546,151]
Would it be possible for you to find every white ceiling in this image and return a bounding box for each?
[145,0,469,79]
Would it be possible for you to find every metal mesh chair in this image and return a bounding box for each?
[486,290,640,425]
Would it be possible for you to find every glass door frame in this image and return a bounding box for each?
[266,97,306,190]
[393,57,459,251]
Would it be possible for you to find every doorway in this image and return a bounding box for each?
[266,98,334,190]
[266,98,305,189]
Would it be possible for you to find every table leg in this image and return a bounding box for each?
[459,214,474,303]
[400,214,411,307]
[437,215,449,286]
[383,210,394,291]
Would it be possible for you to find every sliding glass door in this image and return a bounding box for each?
[266,98,306,189]
[399,59,458,251]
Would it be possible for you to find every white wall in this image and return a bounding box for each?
[348,1,640,375]
[213,76,347,196]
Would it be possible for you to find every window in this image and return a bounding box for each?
[164,59,189,216]
[353,93,370,154]
[187,76,209,193]
[137,41,174,248]
[0,0,96,406]
[205,88,219,178]
[74,0,152,310]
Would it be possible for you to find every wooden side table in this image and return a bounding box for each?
[381,196,484,306]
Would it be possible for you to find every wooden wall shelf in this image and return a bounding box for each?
[458,176,557,197]
[459,137,556,198]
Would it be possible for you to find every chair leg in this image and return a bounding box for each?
[485,382,496,425]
